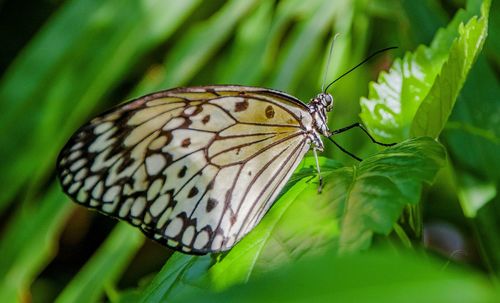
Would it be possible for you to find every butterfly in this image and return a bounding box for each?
[57,48,396,255]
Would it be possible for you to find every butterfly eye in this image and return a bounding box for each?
[326,95,334,111]
[321,94,333,111]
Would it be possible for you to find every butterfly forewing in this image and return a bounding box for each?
[57,86,315,254]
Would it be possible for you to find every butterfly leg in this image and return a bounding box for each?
[326,137,362,161]
[312,148,323,193]
[330,123,396,146]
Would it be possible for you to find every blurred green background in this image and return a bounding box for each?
[0,0,498,302]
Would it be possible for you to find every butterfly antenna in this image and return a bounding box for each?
[321,33,340,93]
[324,46,397,93]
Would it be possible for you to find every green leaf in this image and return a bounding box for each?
[410,0,490,137]
[55,223,143,303]
[174,248,500,303]
[137,253,212,303]
[333,137,446,252]
[360,0,489,142]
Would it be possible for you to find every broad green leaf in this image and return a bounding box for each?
[55,223,143,303]
[174,248,499,303]
[138,253,212,303]
[360,0,489,142]
[334,137,446,252]
[0,185,73,302]
[411,0,490,137]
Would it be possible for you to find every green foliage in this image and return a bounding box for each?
[334,137,445,252]
[411,0,489,138]
[55,223,143,303]
[360,0,489,142]
[175,248,498,303]
[0,0,498,302]
[0,187,73,301]
[0,0,203,211]
[135,137,446,301]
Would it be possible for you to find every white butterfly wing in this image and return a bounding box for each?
[57,86,314,254]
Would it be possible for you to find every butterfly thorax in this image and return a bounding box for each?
[307,93,333,151]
